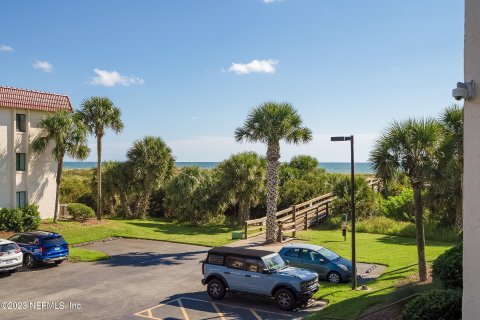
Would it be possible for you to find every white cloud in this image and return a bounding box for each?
[227,59,278,75]
[89,68,145,87]
[33,60,54,73]
[0,44,13,52]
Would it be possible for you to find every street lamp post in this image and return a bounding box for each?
[331,135,357,290]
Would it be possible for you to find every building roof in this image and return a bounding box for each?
[208,246,275,259]
[0,86,73,112]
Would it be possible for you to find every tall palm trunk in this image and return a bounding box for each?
[238,200,250,226]
[54,158,64,223]
[96,135,102,220]
[412,182,427,281]
[265,141,280,243]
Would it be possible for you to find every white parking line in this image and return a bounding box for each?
[177,299,191,320]
[181,297,290,317]
[250,308,262,320]
[134,296,292,320]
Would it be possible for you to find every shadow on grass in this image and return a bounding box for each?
[124,220,236,236]
[313,282,434,320]
[375,235,451,247]
[95,250,207,268]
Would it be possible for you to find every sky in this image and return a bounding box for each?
[0,0,464,162]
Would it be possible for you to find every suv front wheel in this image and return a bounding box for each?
[207,279,226,300]
[275,288,297,311]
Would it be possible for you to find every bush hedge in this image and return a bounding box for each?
[433,242,463,288]
[379,188,414,221]
[0,204,41,232]
[402,289,462,320]
[68,203,96,222]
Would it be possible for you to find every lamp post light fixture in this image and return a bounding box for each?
[331,135,357,290]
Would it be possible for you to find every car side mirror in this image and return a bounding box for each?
[262,268,272,274]
[285,260,289,265]
[319,258,326,263]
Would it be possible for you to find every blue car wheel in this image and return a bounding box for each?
[327,271,341,284]
[24,254,37,268]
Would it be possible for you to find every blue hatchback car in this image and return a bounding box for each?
[8,231,69,268]
[279,244,352,284]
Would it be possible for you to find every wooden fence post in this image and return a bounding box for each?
[304,211,308,230]
[291,205,297,238]
[244,222,248,239]
[277,221,283,243]
[315,207,319,225]
[326,202,329,216]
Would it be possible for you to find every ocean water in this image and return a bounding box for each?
[64,161,374,174]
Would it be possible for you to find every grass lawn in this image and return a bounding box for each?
[40,218,237,261]
[68,247,109,262]
[297,229,454,319]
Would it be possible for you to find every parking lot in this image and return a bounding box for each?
[0,238,322,320]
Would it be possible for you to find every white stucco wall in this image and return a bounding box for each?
[0,107,57,219]
[463,0,480,318]
[0,108,12,209]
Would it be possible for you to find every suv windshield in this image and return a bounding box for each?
[0,243,19,252]
[43,236,65,245]
[263,254,286,270]
[318,247,339,261]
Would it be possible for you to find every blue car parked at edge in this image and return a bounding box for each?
[279,244,352,284]
[8,231,69,268]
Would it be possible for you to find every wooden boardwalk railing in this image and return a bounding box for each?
[244,178,381,241]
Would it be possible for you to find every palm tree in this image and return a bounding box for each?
[78,97,124,220]
[235,102,312,243]
[31,111,90,222]
[428,105,464,228]
[163,166,221,225]
[369,118,443,281]
[126,136,175,217]
[217,152,266,225]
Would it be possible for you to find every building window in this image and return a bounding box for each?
[16,114,26,132]
[16,153,26,171]
[16,191,26,208]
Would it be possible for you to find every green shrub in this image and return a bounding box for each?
[21,204,41,231]
[0,208,23,232]
[319,215,460,243]
[68,203,95,222]
[402,289,461,320]
[433,242,462,288]
[164,167,224,225]
[331,176,379,219]
[60,169,96,208]
[379,188,414,221]
[0,205,41,232]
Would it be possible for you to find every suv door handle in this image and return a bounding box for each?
[224,271,231,274]
[244,275,252,278]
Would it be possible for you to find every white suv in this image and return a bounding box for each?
[0,239,23,274]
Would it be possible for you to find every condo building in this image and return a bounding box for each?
[0,86,73,219]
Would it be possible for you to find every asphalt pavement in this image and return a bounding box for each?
[0,238,319,320]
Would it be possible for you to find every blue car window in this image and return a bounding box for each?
[8,235,20,242]
[284,248,300,258]
[318,248,340,261]
[310,251,322,261]
[43,236,65,245]
[299,249,313,260]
